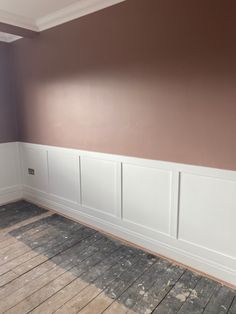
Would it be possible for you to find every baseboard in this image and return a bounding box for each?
[0,186,23,206]
[23,187,236,288]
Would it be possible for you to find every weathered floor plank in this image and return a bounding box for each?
[103,258,171,314]
[0,217,90,275]
[128,264,185,314]
[4,237,121,313]
[54,248,147,314]
[0,211,52,241]
[0,236,116,312]
[0,230,99,299]
[0,202,47,229]
[30,246,139,314]
[0,201,235,314]
[203,285,235,313]
[177,277,220,314]
[228,296,236,314]
[153,270,201,314]
[0,224,92,278]
[76,252,157,314]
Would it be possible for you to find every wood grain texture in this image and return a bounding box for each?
[0,201,235,314]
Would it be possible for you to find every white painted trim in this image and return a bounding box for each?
[18,141,236,287]
[23,186,236,287]
[116,162,122,219]
[0,185,23,206]
[0,142,22,204]
[169,170,180,238]
[36,0,126,31]
[0,9,38,31]
[0,0,126,41]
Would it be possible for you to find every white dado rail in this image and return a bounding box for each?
[0,141,236,287]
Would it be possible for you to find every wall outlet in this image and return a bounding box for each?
[28,168,35,175]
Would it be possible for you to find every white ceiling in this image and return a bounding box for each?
[0,0,78,20]
[0,0,126,42]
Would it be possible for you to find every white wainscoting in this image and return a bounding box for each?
[0,142,22,205]
[122,164,172,236]
[18,142,236,287]
[178,173,236,258]
[80,156,120,218]
[48,150,78,203]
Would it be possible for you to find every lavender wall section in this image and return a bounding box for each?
[0,42,17,143]
[12,0,236,170]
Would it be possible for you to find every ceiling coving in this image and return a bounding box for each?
[0,0,125,42]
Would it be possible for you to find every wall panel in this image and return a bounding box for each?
[178,173,236,258]
[80,156,118,217]
[122,163,171,235]
[18,142,236,287]
[48,149,78,202]
[0,142,22,204]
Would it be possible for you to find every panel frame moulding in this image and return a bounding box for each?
[2,143,236,286]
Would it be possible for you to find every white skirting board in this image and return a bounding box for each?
[0,142,23,205]
[1,141,236,286]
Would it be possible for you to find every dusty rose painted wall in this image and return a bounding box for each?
[0,42,17,143]
[12,0,236,170]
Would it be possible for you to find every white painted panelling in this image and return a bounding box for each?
[178,173,236,258]
[48,150,78,203]
[122,164,171,235]
[0,142,22,204]
[0,142,20,189]
[80,157,118,216]
[18,142,236,287]
[21,146,48,192]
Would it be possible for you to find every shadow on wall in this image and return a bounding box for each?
[11,0,236,170]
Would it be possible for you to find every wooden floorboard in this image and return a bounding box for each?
[228,297,236,314]
[0,201,235,314]
[0,231,100,299]
[152,270,201,313]
[0,211,52,239]
[31,246,140,314]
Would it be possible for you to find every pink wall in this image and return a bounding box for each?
[12,0,236,170]
[0,42,17,143]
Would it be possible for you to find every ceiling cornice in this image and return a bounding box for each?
[36,0,126,31]
[0,22,38,38]
[0,0,126,42]
[0,9,38,31]
[0,0,126,39]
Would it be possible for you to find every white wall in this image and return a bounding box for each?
[18,142,236,287]
[0,142,22,205]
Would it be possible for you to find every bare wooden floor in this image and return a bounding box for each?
[0,201,235,314]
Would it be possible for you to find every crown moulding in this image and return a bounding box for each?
[0,0,126,40]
